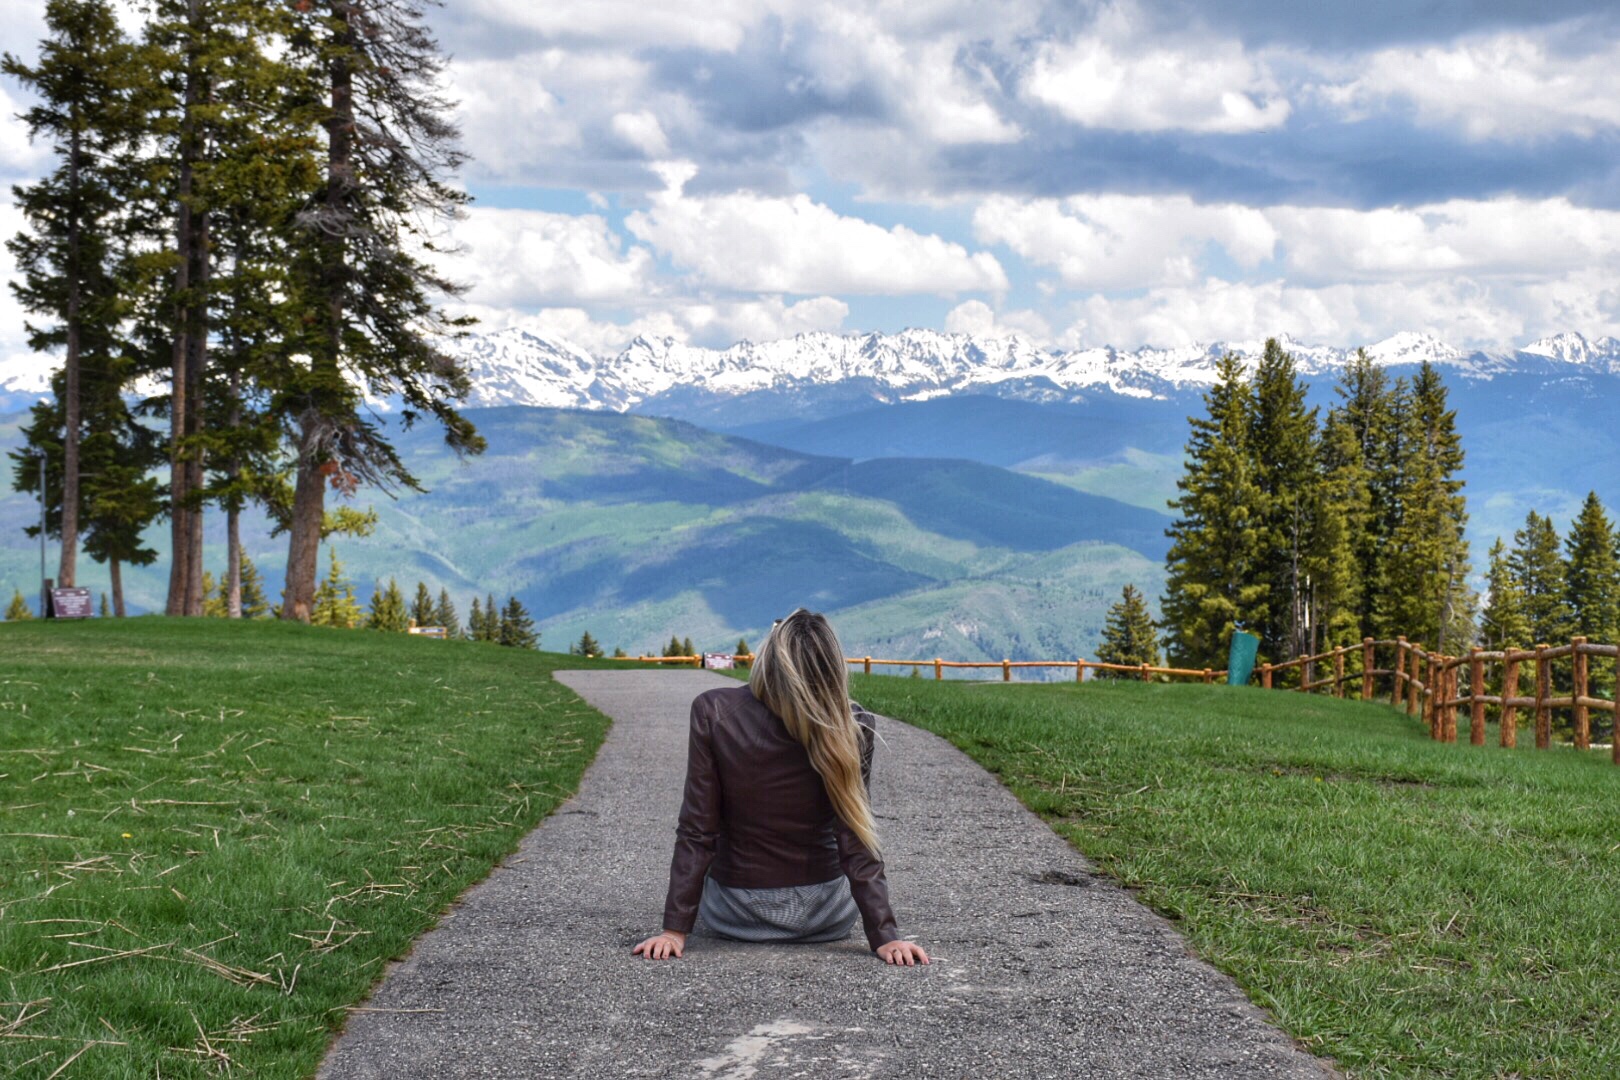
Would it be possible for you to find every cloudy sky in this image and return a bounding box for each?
[3,0,1620,355]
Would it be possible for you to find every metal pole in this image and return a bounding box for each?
[36,449,47,617]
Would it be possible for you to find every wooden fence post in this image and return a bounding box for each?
[1203,668,1214,685]
[1003,659,1011,683]
[934,658,943,681]
[864,656,872,675]
[1409,646,1423,718]
[1334,647,1346,699]
[1261,663,1273,690]
[1446,662,1460,743]
[1362,637,1375,700]
[1469,647,1485,746]
[1572,637,1590,751]
[1394,637,1407,708]
[1076,659,1085,683]
[1501,650,1520,749]
[1535,644,1550,750]
[1139,662,1150,683]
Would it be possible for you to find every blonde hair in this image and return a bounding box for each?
[750,609,880,856]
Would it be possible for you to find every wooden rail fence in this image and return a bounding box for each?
[623,633,1620,763]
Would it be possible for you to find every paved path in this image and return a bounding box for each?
[319,670,1339,1079]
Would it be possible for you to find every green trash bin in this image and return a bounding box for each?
[1227,631,1260,686]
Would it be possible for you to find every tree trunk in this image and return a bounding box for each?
[226,365,242,618]
[283,5,354,622]
[281,416,326,622]
[60,124,82,588]
[184,203,209,614]
[166,0,205,615]
[109,555,125,617]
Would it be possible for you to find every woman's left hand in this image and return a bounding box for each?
[632,930,686,960]
[876,940,929,966]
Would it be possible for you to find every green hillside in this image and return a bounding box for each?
[0,407,1168,662]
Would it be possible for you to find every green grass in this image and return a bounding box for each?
[850,675,1620,1079]
[0,617,616,1078]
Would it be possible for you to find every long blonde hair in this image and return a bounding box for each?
[750,609,880,856]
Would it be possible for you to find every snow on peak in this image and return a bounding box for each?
[1363,331,1465,367]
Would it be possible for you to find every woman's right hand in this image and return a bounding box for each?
[632,930,686,960]
[876,940,929,966]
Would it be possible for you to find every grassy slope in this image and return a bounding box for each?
[0,618,617,1079]
[851,675,1620,1079]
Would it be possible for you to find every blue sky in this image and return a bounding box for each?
[2,0,1619,355]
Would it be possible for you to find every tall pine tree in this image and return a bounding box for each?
[1161,353,1267,668]
[1565,493,1618,695]
[1095,584,1160,678]
[1478,539,1531,652]
[1511,510,1571,646]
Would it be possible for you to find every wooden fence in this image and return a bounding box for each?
[1253,636,1619,764]
[622,652,1224,684]
[624,633,1620,763]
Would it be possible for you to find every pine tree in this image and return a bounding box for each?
[1479,539,1532,651]
[98,592,109,617]
[366,578,408,631]
[278,0,484,622]
[238,554,270,618]
[1161,353,1268,669]
[310,547,361,628]
[663,635,684,658]
[1511,510,1571,646]
[202,570,227,617]
[7,590,35,620]
[1565,493,1619,696]
[410,581,435,627]
[432,588,460,638]
[1327,351,1397,640]
[612,646,627,658]
[682,636,696,658]
[484,593,500,642]
[468,596,485,641]
[735,637,750,657]
[1378,364,1470,651]
[575,631,600,657]
[4,0,140,592]
[498,596,538,649]
[1095,585,1161,678]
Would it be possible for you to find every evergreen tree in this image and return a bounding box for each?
[278,0,484,622]
[432,588,460,638]
[366,578,408,631]
[1161,353,1268,668]
[1565,493,1619,696]
[4,0,140,591]
[1479,539,1531,651]
[202,570,226,616]
[6,590,34,620]
[498,596,537,649]
[237,554,270,618]
[1327,351,1398,640]
[612,646,627,658]
[468,596,485,641]
[1379,364,1470,651]
[99,592,109,617]
[484,593,500,641]
[663,635,684,658]
[1511,510,1571,645]
[410,581,435,627]
[310,547,361,628]
[735,637,750,657]
[682,636,696,658]
[1095,585,1161,678]
[574,630,600,658]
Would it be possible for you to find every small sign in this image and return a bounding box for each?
[408,625,448,639]
[704,653,734,670]
[50,587,93,619]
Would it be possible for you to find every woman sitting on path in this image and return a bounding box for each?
[633,609,929,966]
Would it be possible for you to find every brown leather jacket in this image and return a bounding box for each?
[661,685,900,951]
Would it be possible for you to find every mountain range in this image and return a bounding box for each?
[3,327,1619,661]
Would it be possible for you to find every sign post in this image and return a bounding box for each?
[49,586,93,619]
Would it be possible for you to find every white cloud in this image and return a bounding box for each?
[1321,31,1620,140]
[1063,273,1620,353]
[451,208,655,307]
[627,170,1007,296]
[974,194,1277,289]
[610,111,670,158]
[1024,4,1290,133]
[463,0,773,51]
[945,299,1052,343]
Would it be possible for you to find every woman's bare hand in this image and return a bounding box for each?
[632,930,686,960]
[876,940,929,966]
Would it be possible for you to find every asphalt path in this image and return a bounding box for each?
[318,669,1339,1079]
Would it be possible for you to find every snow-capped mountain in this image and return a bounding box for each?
[450,328,1620,415]
[6,328,1620,417]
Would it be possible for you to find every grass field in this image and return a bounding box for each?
[850,675,1620,1079]
[0,618,615,1078]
